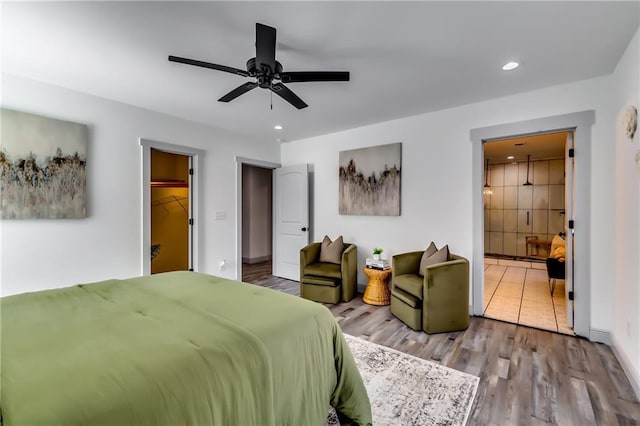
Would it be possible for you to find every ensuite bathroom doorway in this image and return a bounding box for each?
[482,131,574,335]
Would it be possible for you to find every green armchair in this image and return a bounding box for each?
[390,251,469,333]
[299,242,357,304]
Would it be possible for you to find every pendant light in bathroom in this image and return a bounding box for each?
[523,154,533,186]
[483,158,493,195]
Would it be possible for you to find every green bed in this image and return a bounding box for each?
[0,271,371,425]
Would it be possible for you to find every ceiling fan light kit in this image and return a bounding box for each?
[169,23,350,110]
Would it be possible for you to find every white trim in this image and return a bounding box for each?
[611,334,640,400]
[589,328,612,345]
[470,111,595,338]
[242,255,272,265]
[140,138,204,275]
[235,156,280,281]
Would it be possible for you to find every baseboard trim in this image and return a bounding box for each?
[589,328,612,345]
[611,335,640,401]
[242,255,272,265]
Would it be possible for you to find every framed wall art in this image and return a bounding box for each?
[339,142,401,216]
[1,108,88,219]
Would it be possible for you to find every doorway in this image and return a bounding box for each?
[241,163,274,282]
[482,132,573,334]
[140,138,203,276]
[235,157,280,283]
[470,110,594,338]
[150,148,192,273]
[235,159,309,283]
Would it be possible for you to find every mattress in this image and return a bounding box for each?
[0,271,371,425]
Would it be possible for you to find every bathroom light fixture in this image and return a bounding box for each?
[274,124,283,130]
[523,154,533,186]
[502,61,519,71]
[484,159,491,188]
[507,155,514,160]
[483,158,493,195]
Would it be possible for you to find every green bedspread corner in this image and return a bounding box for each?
[0,271,371,425]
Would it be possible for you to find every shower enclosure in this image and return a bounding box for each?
[484,158,565,258]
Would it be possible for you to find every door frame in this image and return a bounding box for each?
[235,156,280,281]
[564,131,575,328]
[470,110,595,338]
[140,138,204,275]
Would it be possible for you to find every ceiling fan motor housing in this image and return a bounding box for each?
[246,57,283,87]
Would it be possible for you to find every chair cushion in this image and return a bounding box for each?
[302,276,339,287]
[418,244,449,277]
[418,242,438,275]
[550,234,565,253]
[320,235,344,264]
[394,273,423,300]
[550,234,566,261]
[391,286,421,308]
[304,262,342,279]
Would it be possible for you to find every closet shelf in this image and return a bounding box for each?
[151,180,188,188]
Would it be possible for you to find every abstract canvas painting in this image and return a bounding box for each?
[339,142,401,216]
[0,109,88,219]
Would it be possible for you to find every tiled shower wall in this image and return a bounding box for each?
[484,159,565,257]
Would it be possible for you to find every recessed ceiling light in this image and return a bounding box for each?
[502,61,519,71]
[507,155,514,160]
[274,125,283,130]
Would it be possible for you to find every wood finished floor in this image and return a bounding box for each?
[243,262,640,425]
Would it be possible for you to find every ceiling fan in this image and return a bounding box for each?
[168,23,350,109]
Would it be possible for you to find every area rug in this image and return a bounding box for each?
[328,334,479,426]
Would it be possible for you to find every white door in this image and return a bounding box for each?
[273,164,309,280]
[565,132,575,328]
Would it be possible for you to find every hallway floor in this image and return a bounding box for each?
[484,258,574,335]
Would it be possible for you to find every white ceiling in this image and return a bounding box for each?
[484,132,568,164]
[2,2,638,143]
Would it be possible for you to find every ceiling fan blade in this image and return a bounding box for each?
[270,83,308,109]
[218,82,259,103]
[169,55,249,77]
[255,23,276,73]
[279,71,350,83]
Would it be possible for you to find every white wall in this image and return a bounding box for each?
[282,73,617,334]
[1,74,279,296]
[612,29,640,396]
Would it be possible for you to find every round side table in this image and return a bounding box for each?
[362,267,392,306]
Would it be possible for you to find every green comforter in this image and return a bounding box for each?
[0,272,371,425]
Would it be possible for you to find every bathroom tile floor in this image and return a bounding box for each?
[483,258,574,335]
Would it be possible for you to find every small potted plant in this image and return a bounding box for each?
[372,247,383,261]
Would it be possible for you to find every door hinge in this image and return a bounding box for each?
[568,219,574,229]
[568,291,574,301]
[569,148,575,158]
[189,168,194,175]
[188,218,194,226]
